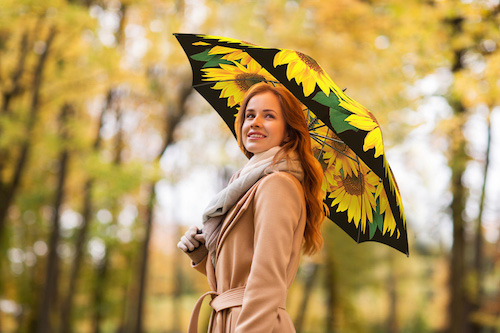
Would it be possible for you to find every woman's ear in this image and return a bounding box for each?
[282,132,291,144]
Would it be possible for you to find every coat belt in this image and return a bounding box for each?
[188,286,245,333]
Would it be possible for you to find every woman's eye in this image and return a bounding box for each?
[246,113,254,118]
[265,114,275,119]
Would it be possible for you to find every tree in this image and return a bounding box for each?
[0,25,57,242]
[126,74,192,333]
[59,90,109,333]
[35,103,73,333]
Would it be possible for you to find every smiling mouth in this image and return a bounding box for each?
[248,133,266,139]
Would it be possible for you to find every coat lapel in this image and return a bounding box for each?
[214,179,263,261]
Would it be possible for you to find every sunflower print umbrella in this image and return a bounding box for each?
[174,33,408,256]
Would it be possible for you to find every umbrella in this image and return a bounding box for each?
[174,33,408,256]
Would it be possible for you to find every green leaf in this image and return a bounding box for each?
[313,92,358,133]
[368,220,377,239]
[313,90,340,108]
[329,108,359,134]
[202,56,233,68]
[190,50,233,68]
[374,199,384,232]
[369,199,384,240]
[190,49,212,62]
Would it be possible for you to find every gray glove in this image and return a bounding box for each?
[177,225,207,264]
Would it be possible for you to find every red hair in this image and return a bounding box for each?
[235,82,325,255]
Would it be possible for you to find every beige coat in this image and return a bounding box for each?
[191,172,306,333]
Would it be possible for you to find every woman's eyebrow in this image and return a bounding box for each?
[245,109,277,114]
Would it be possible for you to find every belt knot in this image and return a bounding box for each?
[188,286,245,333]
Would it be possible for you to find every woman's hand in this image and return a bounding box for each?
[177,225,205,252]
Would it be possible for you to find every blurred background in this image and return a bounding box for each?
[0,0,499,332]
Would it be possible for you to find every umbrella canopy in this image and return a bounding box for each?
[174,33,408,256]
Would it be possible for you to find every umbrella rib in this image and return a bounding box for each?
[316,129,329,162]
[307,116,322,131]
[311,136,334,151]
[305,108,311,126]
[306,110,329,163]
[355,154,363,244]
[193,79,280,88]
[302,109,326,132]
[309,135,360,163]
[309,124,328,132]
[310,133,346,145]
[310,136,358,163]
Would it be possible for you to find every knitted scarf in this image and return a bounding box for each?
[202,146,303,265]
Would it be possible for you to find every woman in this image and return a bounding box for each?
[178,82,325,332]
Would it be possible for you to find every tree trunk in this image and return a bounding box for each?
[35,103,72,333]
[116,272,132,333]
[445,12,472,331]
[59,179,93,333]
[0,31,30,197]
[295,262,319,333]
[470,110,492,333]
[1,31,29,114]
[91,254,108,333]
[59,84,110,333]
[386,261,398,333]
[0,26,50,332]
[172,225,184,332]
[127,82,192,332]
[91,198,119,333]
[92,100,123,333]
[324,251,336,333]
[0,26,56,241]
[131,182,155,333]
[447,114,469,333]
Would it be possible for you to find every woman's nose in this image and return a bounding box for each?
[251,115,262,127]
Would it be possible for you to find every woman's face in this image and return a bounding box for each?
[242,91,288,155]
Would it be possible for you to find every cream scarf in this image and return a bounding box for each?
[202,146,303,265]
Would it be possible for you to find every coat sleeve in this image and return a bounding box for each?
[235,173,304,332]
[190,250,208,276]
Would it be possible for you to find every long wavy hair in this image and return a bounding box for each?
[235,82,325,255]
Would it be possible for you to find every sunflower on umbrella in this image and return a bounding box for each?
[201,59,277,108]
[208,45,254,66]
[273,50,340,97]
[326,161,379,232]
[339,94,384,158]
